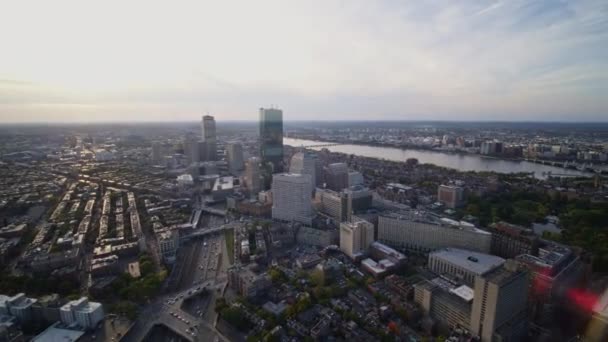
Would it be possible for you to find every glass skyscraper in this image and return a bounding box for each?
[201,115,217,161]
[259,107,284,173]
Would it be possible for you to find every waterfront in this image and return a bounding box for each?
[284,138,591,179]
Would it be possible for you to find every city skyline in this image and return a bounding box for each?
[1,0,607,123]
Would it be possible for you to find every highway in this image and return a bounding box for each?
[122,281,229,342]
[123,214,232,342]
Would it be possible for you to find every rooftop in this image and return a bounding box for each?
[449,285,475,302]
[430,248,505,275]
[370,241,406,261]
[380,210,490,234]
[361,258,393,275]
[213,176,234,191]
[485,261,527,286]
[32,322,85,342]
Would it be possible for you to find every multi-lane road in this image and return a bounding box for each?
[123,215,232,342]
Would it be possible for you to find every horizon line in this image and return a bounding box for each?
[1,118,608,125]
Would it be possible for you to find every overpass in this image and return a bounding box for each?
[201,206,227,217]
[121,280,227,342]
[182,226,227,240]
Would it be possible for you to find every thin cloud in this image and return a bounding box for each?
[0,0,606,122]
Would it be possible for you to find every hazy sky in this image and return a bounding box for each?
[1,0,607,123]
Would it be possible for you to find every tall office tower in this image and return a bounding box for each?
[151,142,162,165]
[437,184,465,208]
[201,115,217,161]
[470,260,529,342]
[226,143,244,174]
[271,173,312,224]
[198,141,208,162]
[324,162,349,191]
[245,157,262,196]
[340,216,374,260]
[259,108,284,173]
[314,159,324,187]
[183,135,200,165]
[289,151,318,195]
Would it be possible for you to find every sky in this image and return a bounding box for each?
[0,0,607,123]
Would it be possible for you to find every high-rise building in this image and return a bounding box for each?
[198,141,208,162]
[315,186,373,224]
[348,171,364,187]
[226,143,244,174]
[428,248,505,286]
[289,151,318,194]
[414,261,529,342]
[340,217,374,260]
[245,157,262,196]
[414,278,473,331]
[315,188,348,222]
[437,184,465,208]
[480,141,503,156]
[271,173,312,224]
[470,261,529,342]
[201,115,217,161]
[259,108,284,172]
[324,162,349,191]
[344,185,373,215]
[183,134,200,165]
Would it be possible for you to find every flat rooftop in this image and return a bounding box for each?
[431,248,505,275]
[449,285,474,302]
[32,322,85,342]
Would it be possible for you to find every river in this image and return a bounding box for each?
[284,138,591,179]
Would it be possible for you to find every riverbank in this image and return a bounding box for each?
[284,137,592,179]
[286,134,594,167]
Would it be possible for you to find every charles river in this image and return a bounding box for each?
[284,138,592,180]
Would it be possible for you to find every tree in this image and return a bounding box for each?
[215,298,228,313]
[310,269,325,287]
[221,306,250,331]
[295,296,311,313]
[139,260,154,276]
[270,268,287,284]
